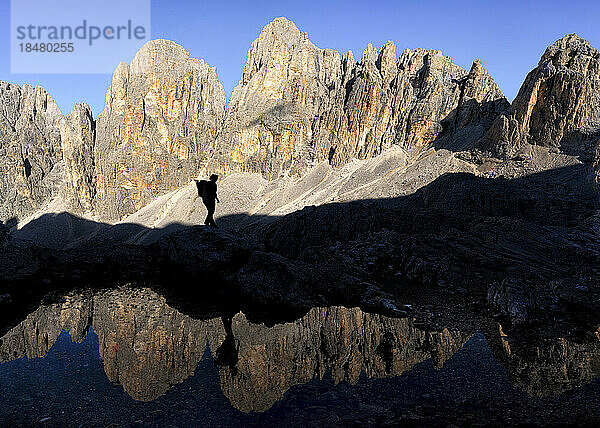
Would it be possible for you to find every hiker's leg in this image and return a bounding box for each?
[208,209,216,226]
[202,199,209,225]
[205,200,216,226]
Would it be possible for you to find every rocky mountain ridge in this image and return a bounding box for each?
[0,82,63,221]
[6,19,598,224]
[209,18,509,180]
[482,33,600,161]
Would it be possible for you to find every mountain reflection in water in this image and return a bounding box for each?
[1,287,599,425]
[0,288,467,409]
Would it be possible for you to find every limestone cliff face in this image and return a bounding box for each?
[483,34,600,159]
[4,26,600,223]
[94,40,227,220]
[59,103,96,213]
[218,307,469,413]
[0,81,63,222]
[209,17,508,179]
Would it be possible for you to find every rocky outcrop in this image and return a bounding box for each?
[209,17,508,179]
[59,103,96,213]
[94,40,227,220]
[0,81,63,222]
[483,34,600,159]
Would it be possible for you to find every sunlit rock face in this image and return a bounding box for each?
[209,17,508,180]
[489,323,600,397]
[59,103,96,213]
[218,307,469,413]
[0,81,63,222]
[483,34,600,159]
[94,40,227,221]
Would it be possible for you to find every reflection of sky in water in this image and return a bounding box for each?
[1,321,600,426]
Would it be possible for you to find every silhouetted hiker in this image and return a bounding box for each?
[196,174,220,227]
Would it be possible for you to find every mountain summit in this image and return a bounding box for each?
[94,39,227,220]
[483,33,600,160]
[209,17,508,179]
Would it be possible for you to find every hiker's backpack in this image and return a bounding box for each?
[196,180,210,199]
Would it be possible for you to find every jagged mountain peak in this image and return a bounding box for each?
[209,17,508,179]
[134,38,190,59]
[376,41,397,83]
[483,33,600,158]
[539,33,599,67]
[376,40,397,59]
[240,17,317,86]
[129,39,203,75]
[469,58,484,73]
[361,42,378,63]
[250,16,312,54]
[545,33,592,50]
[399,47,446,59]
[345,50,355,64]
[0,81,63,222]
[94,39,226,220]
[396,47,459,78]
[59,103,95,213]
[260,17,303,39]
[513,34,600,152]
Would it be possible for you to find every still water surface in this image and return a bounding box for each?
[1,287,599,426]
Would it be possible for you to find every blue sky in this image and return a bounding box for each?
[1,0,599,116]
